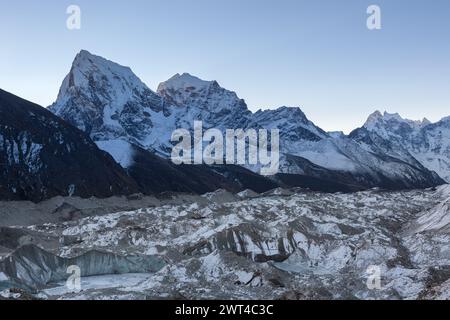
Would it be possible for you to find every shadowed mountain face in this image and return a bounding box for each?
[125,144,279,194]
[0,89,139,202]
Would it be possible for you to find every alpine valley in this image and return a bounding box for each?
[0,50,449,300]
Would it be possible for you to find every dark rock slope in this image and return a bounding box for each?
[127,144,279,194]
[0,89,139,202]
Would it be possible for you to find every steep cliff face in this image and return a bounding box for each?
[0,89,139,202]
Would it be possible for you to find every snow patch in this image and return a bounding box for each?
[96,139,135,168]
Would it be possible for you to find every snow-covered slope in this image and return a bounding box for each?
[95,139,135,168]
[248,107,443,189]
[406,184,450,234]
[49,51,445,191]
[157,75,444,189]
[350,111,450,182]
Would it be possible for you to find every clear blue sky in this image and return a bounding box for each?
[1,0,449,133]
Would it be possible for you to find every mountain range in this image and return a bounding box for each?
[1,50,448,201]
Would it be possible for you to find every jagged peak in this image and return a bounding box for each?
[156,73,247,113]
[253,106,316,128]
[252,106,327,139]
[363,110,435,133]
[255,106,308,119]
[421,118,432,126]
[71,50,134,77]
[368,110,383,119]
[157,73,216,93]
[54,50,151,103]
[365,110,396,125]
[76,49,94,59]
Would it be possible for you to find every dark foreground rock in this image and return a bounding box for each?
[0,89,139,202]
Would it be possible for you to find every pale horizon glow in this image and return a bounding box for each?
[1,0,449,133]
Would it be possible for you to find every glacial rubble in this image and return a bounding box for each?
[0,186,449,300]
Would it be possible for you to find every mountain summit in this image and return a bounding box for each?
[364,110,431,133]
[50,50,165,147]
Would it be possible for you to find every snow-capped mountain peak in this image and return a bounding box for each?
[420,117,432,127]
[157,73,246,114]
[50,50,165,145]
[364,110,431,133]
[351,109,450,183]
[366,110,383,120]
[158,73,214,93]
[252,106,326,140]
[56,50,148,103]
[156,72,252,132]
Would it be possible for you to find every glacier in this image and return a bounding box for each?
[1,186,449,300]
